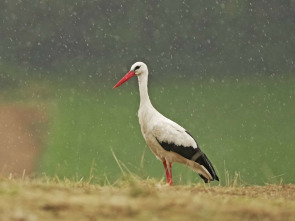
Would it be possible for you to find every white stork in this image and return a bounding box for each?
[113,62,219,185]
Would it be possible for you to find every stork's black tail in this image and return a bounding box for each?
[195,150,219,183]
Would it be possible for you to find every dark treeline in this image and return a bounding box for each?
[0,0,295,77]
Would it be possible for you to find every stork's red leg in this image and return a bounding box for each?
[169,162,173,185]
[162,160,171,184]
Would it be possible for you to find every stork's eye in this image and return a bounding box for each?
[134,66,140,71]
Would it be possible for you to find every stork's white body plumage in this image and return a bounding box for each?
[114,62,219,185]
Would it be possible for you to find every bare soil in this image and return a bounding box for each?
[0,105,47,176]
[0,179,294,221]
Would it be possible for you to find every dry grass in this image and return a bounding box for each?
[0,177,294,221]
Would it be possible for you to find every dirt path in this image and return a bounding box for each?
[0,106,47,176]
[0,179,294,221]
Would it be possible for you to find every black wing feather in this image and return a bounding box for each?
[195,152,219,182]
[156,137,197,159]
[155,131,219,183]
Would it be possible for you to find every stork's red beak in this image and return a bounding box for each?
[113,71,136,88]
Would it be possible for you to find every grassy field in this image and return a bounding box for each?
[0,62,294,185]
[38,74,295,185]
[0,178,295,221]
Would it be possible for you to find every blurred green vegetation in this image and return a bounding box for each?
[0,60,294,185]
[34,72,294,185]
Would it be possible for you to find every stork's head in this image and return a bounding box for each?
[130,62,148,76]
[113,62,148,88]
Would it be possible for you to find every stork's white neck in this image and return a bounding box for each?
[138,73,152,108]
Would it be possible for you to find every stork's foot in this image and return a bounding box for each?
[167,177,173,186]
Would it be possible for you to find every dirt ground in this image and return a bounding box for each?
[0,179,294,221]
[0,105,47,176]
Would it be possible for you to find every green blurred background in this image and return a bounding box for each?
[0,1,294,185]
